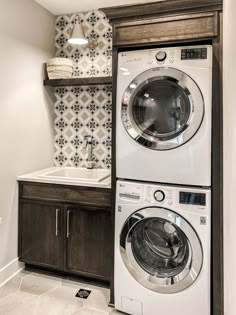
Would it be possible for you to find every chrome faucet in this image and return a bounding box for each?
[83,135,96,169]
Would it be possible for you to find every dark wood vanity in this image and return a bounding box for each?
[18,181,112,283]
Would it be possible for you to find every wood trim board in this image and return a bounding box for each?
[44,76,112,87]
[101,0,223,22]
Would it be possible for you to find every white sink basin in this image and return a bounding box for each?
[39,167,110,183]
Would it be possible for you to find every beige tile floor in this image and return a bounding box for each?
[0,270,122,315]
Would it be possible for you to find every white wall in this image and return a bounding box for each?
[224,0,236,314]
[0,0,55,283]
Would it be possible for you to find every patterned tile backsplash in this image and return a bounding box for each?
[54,85,112,169]
[54,10,112,169]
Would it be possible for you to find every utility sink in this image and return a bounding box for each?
[39,167,110,183]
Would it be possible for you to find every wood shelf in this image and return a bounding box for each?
[44,76,112,87]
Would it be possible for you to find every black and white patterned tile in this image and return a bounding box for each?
[54,85,112,169]
[55,11,112,78]
[54,10,112,169]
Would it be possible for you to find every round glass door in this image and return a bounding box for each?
[120,207,203,293]
[121,67,204,150]
[132,218,190,278]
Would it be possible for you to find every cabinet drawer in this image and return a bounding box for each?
[113,12,218,46]
[20,182,112,208]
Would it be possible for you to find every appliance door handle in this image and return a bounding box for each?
[55,209,60,236]
[67,210,71,239]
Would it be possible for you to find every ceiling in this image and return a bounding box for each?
[33,0,164,15]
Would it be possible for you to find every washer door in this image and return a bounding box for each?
[120,207,203,293]
[121,67,204,150]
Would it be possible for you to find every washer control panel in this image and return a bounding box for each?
[116,180,211,212]
[143,185,173,206]
[154,190,165,202]
[118,181,142,202]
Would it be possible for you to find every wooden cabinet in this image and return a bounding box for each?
[101,0,222,47]
[66,205,112,280]
[112,12,218,46]
[18,182,112,283]
[19,200,63,269]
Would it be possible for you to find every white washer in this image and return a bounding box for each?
[116,45,212,186]
[115,179,211,315]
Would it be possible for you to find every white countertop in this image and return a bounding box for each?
[17,167,111,189]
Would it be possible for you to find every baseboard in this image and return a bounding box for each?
[0,258,24,287]
[108,302,115,307]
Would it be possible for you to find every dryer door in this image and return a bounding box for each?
[120,207,203,293]
[121,67,204,150]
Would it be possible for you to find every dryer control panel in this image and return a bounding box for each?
[118,45,212,69]
[181,48,207,60]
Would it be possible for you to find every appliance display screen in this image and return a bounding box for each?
[179,192,206,206]
[181,48,207,60]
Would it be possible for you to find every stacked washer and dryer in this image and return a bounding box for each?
[115,45,212,315]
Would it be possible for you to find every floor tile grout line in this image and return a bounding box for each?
[0,277,22,302]
[19,275,62,297]
[19,276,23,291]
[0,272,113,314]
[18,289,45,298]
[38,283,62,297]
[32,295,41,315]
[0,288,39,303]
[0,291,20,302]
[19,272,63,297]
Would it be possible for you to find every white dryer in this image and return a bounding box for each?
[115,179,211,315]
[116,45,212,186]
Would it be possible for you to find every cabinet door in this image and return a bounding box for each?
[19,200,64,269]
[66,205,112,281]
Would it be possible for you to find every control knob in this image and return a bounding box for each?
[155,51,167,62]
[154,190,165,202]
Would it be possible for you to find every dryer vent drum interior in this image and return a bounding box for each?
[132,80,191,140]
[121,67,204,150]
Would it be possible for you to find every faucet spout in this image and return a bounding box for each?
[84,135,95,169]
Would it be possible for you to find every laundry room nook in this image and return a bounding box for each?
[0,0,235,315]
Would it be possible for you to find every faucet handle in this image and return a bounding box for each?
[83,135,92,148]
[84,135,92,142]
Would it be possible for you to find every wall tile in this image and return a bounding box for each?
[54,85,112,169]
[54,10,112,168]
[55,11,112,78]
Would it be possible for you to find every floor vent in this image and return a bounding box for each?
[75,289,91,299]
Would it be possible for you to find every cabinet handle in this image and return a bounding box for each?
[55,209,60,236]
[67,210,71,239]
